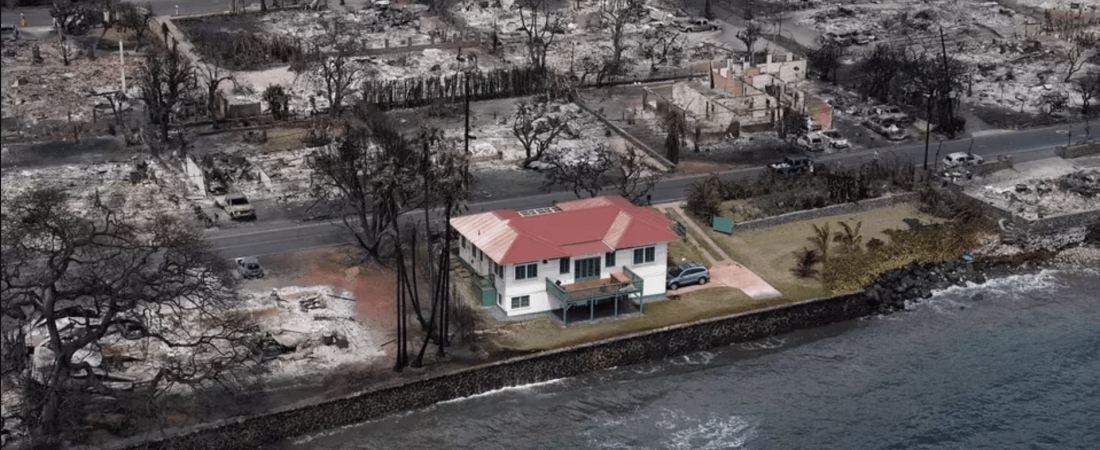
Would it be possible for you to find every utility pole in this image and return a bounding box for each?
[120,40,126,95]
[939,26,953,138]
[924,90,934,172]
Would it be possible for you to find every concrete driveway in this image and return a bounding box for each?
[670,264,782,299]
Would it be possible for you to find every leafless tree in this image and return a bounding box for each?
[542,145,614,198]
[1063,32,1098,83]
[56,35,75,66]
[291,18,360,116]
[735,21,764,59]
[139,48,195,147]
[1,187,253,445]
[517,0,564,71]
[308,104,420,262]
[50,0,95,36]
[512,98,579,168]
[192,39,236,120]
[806,42,846,83]
[116,2,154,43]
[639,27,684,71]
[1074,69,1100,136]
[607,145,662,205]
[600,0,643,78]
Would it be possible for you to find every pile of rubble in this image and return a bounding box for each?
[2,39,142,127]
[242,285,383,381]
[977,168,1100,220]
[1,158,194,221]
[259,4,433,46]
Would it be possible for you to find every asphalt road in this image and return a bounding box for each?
[207,121,1091,259]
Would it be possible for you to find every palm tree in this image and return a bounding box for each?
[833,220,864,254]
[808,222,831,261]
[790,248,821,278]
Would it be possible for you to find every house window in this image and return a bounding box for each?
[605,251,616,267]
[494,262,504,279]
[479,248,484,262]
[560,257,570,274]
[633,246,656,264]
[515,263,538,280]
[461,235,467,249]
[511,295,530,309]
[498,293,503,306]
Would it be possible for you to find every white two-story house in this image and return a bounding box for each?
[451,195,681,323]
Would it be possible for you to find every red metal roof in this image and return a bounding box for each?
[450,196,680,264]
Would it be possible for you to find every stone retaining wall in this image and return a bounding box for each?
[1056,140,1100,159]
[731,193,920,232]
[117,293,874,450]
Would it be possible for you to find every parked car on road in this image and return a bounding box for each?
[821,31,852,46]
[942,152,984,168]
[820,129,850,149]
[680,18,720,32]
[667,262,709,290]
[872,105,911,123]
[796,132,827,152]
[235,257,265,279]
[863,117,908,141]
[216,193,257,220]
[769,156,820,175]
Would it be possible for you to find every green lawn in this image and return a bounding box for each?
[702,202,944,299]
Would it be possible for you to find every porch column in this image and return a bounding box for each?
[614,292,619,318]
[589,298,594,322]
[563,302,569,327]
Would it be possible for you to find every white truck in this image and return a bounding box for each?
[215,193,257,221]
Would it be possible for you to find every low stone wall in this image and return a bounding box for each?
[117,293,874,450]
[971,156,1014,177]
[1056,140,1100,159]
[731,193,919,232]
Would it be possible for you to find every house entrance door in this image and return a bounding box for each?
[574,257,601,282]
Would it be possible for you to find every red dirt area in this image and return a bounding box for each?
[266,245,398,335]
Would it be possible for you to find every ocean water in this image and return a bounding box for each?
[270,269,1100,450]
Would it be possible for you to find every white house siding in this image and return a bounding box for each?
[458,239,492,277]
[496,244,670,316]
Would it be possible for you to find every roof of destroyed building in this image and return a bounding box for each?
[450,196,680,265]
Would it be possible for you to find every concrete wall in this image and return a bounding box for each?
[731,193,920,232]
[116,292,875,450]
[1056,140,1100,159]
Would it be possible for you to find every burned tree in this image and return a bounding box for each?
[1074,69,1100,136]
[139,48,195,146]
[49,0,95,36]
[512,98,579,168]
[56,35,75,66]
[806,42,846,83]
[192,38,236,120]
[116,2,154,43]
[1063,32,1097,83]
[263,84,291,121]
[639,27,684,71]
[517,0,564,71]
[291,18,360,116]
[1,188,253,444]
[542,144,614,198]
[856,43,907,103]
[607,145,662,205]
[735,21,764,59]
[600,0,644,79]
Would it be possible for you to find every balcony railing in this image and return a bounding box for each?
[546,266,646,326]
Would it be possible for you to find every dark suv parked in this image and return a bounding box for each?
[667,262,710,290]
